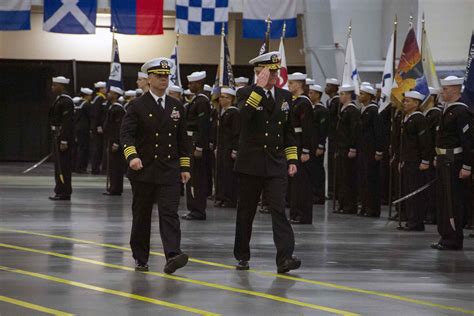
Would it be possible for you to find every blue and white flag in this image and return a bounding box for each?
[108,39,123,90]
[0,0,31,31]
[379,33,394,112]
[170,41,181,87]
[242,0,297,39]
[462,32,474,109]
[175,0,229,36]
[342,36,360,95]
[43,0,97,34]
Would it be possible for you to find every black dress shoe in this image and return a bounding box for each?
[181,213,206,220]
[135,260,149,272]
[103,192,122,196]
[430,243,462,251]
[235,260,249,270]
[49,195,70,201]
[277,256,301,274]
[164,253,189,274]
[259,207,270,214]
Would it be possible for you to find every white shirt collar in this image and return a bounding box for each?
[263,86,275,99]
[149,89,166,108]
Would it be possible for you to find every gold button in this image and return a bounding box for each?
[264,145,267,148]
[155,133,159,136]
[276,146,279,150]
[265,133,268,136]
[277,134,280,137]
[266,121,269,124]
[155,144,158,147]
[167,155,171,158]
[278,121,281,125]
[154,155,158,158]
[169,133,172,136]
[149,114,153,117]
[168,144,172,147]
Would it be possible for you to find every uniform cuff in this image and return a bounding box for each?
[60,141,68,145]
[375,151,383,156]
[123,145,138,161]
[462,165,472,171]
[421,160,430,165]
[180,157,191,172]
[302,148,310,154]
[195,147,203,152]
[349,148,357,153]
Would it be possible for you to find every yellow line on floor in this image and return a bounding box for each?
[0,242,358,316]
[0,295,74,316]
[0,265,218,316]
[3,228,473,315]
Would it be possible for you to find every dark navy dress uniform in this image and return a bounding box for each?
[358,102,384,217]
[399,111,432,230]
[233,84,298,268]
[49,94,74,198]
[185,91,211,219]
[72,98,91,173]
[434,100,472,249]
[215,106,240,207]
[104,102,126,195]
[90,92,107,174]
[335,102,360,213]
[120,92,191,264]
[379,104,392,204]
[423,105,442,223]
[326,95,340,197]
[289,94,314,224]
[311,101,329,203]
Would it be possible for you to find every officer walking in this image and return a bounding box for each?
[49,76,74,201]
[233,52,301,273]
[121,58,191,272]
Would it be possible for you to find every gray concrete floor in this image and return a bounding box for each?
[0,162,473,316]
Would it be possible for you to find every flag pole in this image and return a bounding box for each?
[265,15,271,53]
[388,15,397,218]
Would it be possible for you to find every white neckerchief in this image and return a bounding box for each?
[149,90,166,109]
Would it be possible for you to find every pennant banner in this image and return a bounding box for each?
[242,0,297,39]
[276,37,288,89]
[342,36,360,95]
[170,42,182,87]
[108,39,123,89]
[111,0,163,35]
[392,28,429,103]
[0,0,31,31]
[43,0,97,34]
[421,28,440,91]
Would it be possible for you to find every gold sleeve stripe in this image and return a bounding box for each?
[286,153,298,160]
[246,98,259,107]
[180,157,191,167]
[246,100,259,109]
[246,91,262,108]
[285,146,297,154]
[124,146,137,159]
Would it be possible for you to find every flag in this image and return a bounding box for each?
[175,0,229,36]
[108,39,123,89]
[421,27,440,91]
[392,28,429,103]
[276,36,288,89]
[111,0,163,35]
[379,33,395,112]
[242,0,297,39]
[170,41,181,86]
[0,0,31,31]
[43,0,97,34]
[342,36,360,95]
[462,32,474,109]
[212,31,235,100]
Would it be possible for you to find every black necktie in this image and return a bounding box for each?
[266,90,274,113]
[157,97,163,109]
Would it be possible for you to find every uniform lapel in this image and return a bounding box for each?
[143,92,163,121]
[158,96,173,129]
